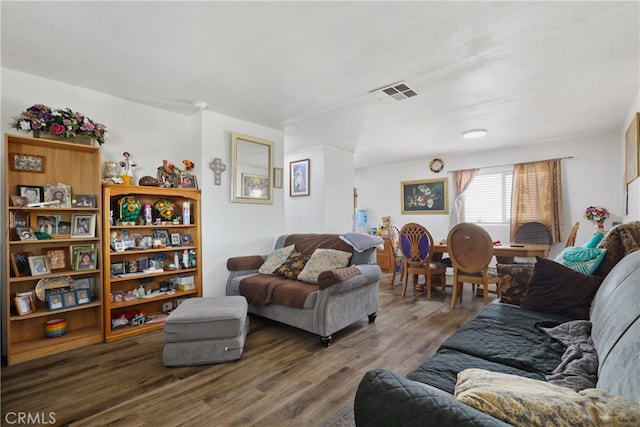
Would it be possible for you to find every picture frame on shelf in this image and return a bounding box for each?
[56,221,71,237]
[44,183,72,208]
[10,252,32,277]
[10,211,29,229]
[43,246,70,272]
[400,178,449,214]
[10,195,28,207]
[289,159,310,197]
[180,234,193,246]
[170,233,181,246]
[138,257,149,271]
[179,173,198,189]
[153,229,171,247]
[625,112,639,184]
[242,173,269,199]
[9,153,46,173]
[14,294,35,316]
[71,213,96,238]
[36,214,59,235]
[62,291,77,308]
[17,185,44,205]
[141,235,154,249]
[28,255,51,276]
[75,289,91,305]
[74,248,98,271]
[110,262,125,277]
[73,277,94,299]
[72,194,96,208]
[16,227,37,241]
[47,293,64,311]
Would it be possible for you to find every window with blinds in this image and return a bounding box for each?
[465,169,513,224]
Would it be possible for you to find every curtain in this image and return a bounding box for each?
[511,159,562,243]
[450,168,479,226]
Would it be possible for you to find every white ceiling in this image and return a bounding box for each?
[2,1,639,168]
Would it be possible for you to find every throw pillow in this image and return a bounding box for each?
[454,368,640,427]
[496,264,534,306]
[521,257,602,320]
[273,251,310,279]
[258,244,296,274]
[297,248,352,284]
[553,247,607,274]
[582,233,605,248]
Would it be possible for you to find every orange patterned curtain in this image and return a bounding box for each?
[510,159,563,242]
[450,168,479,225]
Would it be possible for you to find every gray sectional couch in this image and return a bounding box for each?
[354,250,640,426]
[226,233,381,347]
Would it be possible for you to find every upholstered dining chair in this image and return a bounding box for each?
[513,221,552,263]
[565,222,580,247]
[447,223,500,308]
[399,223,447,299]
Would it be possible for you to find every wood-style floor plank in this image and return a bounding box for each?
[1,273,490,426]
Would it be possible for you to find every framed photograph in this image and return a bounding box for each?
[17,185,44,205]
[10,153,46,173]
[14,294,36,315]
[138,257,149,271]
[242,173,269,199]
[171,233,181,246]
[62,291,77,308]
[36,215,59,235]
[10,195,28,207]
[69,243,94,262]
[10,252,33,277]
[10,211,29,229]
[74,277,94,298]
[74,248,97,271]
[28,255,51,276]
[179,173,198,189]
[75,289,91,305]
[290,158,310,197]
[141,235,154,249]
[47,293,64,311]
[153,229,171,247]
[72,194,96,208]
[16,226,37,241]
[43,246,70,272]
[110,262,125,277]
[401,178,449,214]
[56,221,71,236]
[625,112,639,184]
[71,213,96,238]
[181,234,193,246]
[44,183,72,208]
[273,167,283,189]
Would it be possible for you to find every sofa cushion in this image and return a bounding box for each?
[258,244,295,274]
[274,250,310,279]
[454,368,640,427]
[553,246,607,274]
[297,248,352,284]
[521,257,603,320]
[496,263,534,305]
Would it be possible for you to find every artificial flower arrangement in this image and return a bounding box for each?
[10,104,108,145]
[584,205,610,223]
[181,160,195,172]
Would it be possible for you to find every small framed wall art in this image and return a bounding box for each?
[290,159,310,197]
[10,153,46,173]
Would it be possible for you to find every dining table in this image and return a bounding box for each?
[432,241,550,264]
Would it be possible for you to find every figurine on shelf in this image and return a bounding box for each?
[119,152,137,185]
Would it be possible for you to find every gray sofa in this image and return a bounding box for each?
[226,233,381,347]
[354,250,640,426]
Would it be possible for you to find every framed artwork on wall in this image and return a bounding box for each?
[400,178,449,214]
[9,153,46,173]
[625,112,639,184]
[290,159,310,197]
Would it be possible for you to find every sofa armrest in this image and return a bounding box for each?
[354,369,512,427]
[227,255,265,272]
[317,266,362,289]
[321,264,381,294]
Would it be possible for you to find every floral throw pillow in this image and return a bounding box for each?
[274,251,310,280]
[258,244,295,274]
[297,248,352,284]
[496,264,534,306]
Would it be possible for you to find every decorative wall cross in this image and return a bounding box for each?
[209,158,226,185]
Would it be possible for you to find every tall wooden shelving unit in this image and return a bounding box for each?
[4,134,104,365]
[102,185,202,342]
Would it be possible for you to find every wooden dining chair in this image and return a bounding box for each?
[565,222,580,247]
[389,224,402,286]
[513,221,551,263]
[399,223,447,299]
[447,223,500,308]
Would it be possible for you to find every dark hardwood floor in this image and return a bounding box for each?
[1,273,490,426]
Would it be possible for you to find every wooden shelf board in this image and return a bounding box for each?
[105,322,164,343]
[9,326,103,365]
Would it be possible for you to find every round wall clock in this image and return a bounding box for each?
[429,158,444,173]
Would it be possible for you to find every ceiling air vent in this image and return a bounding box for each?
[369,81,418,102]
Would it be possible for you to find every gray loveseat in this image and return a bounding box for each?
[226,233,381,347]
[354,250,640,426]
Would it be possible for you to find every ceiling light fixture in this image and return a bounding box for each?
[192,100,207,111]
[462,129,488,139]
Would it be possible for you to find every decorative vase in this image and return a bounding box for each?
[154,199,176,221]
[157,160,176,188]
[118,196,141,224]
[595,221,605,234]
[104,161,119,179]
[33,130,95,146]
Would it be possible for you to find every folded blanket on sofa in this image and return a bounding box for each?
[339,232,384,252]
[239,274,317,308]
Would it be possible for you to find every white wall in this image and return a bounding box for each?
[356,130,626,259]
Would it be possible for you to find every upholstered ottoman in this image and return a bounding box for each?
[163,296,249,366]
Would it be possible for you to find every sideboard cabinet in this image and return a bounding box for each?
[102,185,202,342]
[4,134,104,365]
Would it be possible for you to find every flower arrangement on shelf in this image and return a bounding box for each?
[9,104,108,145]
[181,160,195,172]
[584,205,610,224]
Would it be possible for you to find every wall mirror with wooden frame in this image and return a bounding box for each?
[231,133,273,204]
